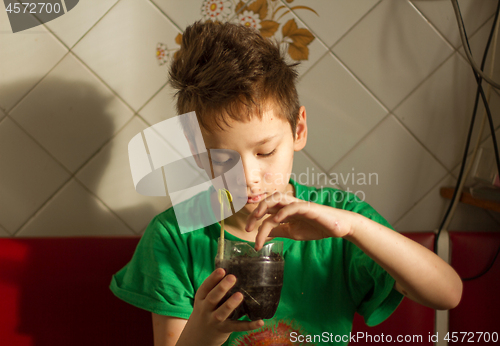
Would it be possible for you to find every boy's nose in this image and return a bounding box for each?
[237,161,260,186]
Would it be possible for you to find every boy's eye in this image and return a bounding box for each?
[259,149,276,157]
[209,149,237,166]
[212,158,232,165]
[211,149,276,164]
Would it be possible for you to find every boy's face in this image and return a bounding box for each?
[193,103,307,216]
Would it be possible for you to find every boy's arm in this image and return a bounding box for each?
[246,191,463,311]
[152,313,186,346]
[343,215,463,310]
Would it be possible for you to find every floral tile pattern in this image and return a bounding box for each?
[157,0,325,76]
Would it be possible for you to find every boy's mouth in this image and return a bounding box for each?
[246,194,266,204]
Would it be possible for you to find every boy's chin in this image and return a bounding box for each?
[235,202,258,215]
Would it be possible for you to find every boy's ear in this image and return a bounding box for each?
[293,106,307,151]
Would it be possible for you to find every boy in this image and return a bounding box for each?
[110,21,462,346]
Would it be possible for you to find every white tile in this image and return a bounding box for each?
[76,116,172,233]
[394,52,500,171]
[486,210,500,227]
[329,115,448,225]
[44,0,120,48]
[297,52,388,172]
[291,150,338,190]
[153,0,250,31]
[0,118,70,234]
[0,225,11,237]
[449,203,500,231]
[287,0,379,48]
[332,0,454,111]
[460,122,500,185]
[72,0,181,111]
[394,174,500,232]
[450,153,481,188]
[411,0,498,49]
[451,116,500,183]
[393,174,452,232]
[9,53,134,173]
[16,179,134,237]
[479,124,500,152]
[458,17,500,90]
[0,7,68,111]
[153,0,223,31]
[139,82,178,126]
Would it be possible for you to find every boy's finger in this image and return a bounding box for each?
[254,216,280,251]
[196,268,226,300]
[246,207,280,232]
[254,193,289,217]
[212,291,244,322]
[204,274,238,308]
[223,319,265,333]
[273,203,303,223]
[246,192,296,232]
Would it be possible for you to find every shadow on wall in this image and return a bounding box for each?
[0,78,159,236]
[0,79,160,345]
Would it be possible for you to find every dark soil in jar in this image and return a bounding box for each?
[215,252,284,321]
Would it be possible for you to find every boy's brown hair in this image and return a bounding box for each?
[169,20,300,143]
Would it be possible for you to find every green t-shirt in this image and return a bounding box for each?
[110,178,403,345]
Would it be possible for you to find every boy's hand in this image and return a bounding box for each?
[178,268,264,346]
[245,191,359,250]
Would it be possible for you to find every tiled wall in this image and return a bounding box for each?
[1,0,499,237]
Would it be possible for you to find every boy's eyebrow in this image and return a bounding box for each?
[251,134,278,146]
[206,134,278,149]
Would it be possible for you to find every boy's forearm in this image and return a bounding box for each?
[343,215,462,310]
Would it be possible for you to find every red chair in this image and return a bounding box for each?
[0,237,152,346]
[351,232,436,346]
[0,232,440,346]
[448,231,500,345]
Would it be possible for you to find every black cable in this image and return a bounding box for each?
[451,0,500,89]
[434,0,500,253]
[435,0,500,281]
